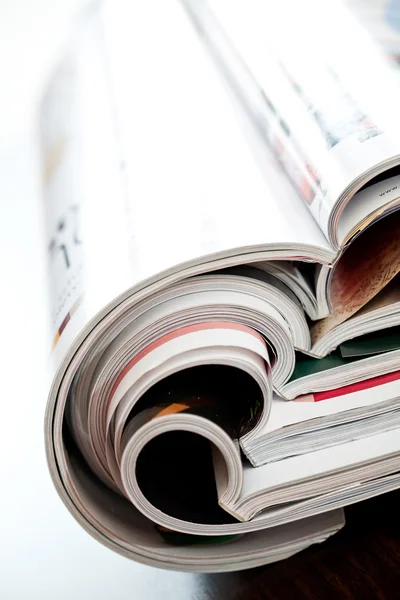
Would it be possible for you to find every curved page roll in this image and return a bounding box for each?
[42,0,383,572]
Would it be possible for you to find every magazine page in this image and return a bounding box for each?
[43,0,345,572]
[103,0,333,272]
[310,210,400,353]
[40,8,133,371]
[192,0,400,247]
[42,0,335,373]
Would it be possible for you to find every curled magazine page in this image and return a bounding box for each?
[193,0,400,247]
[103,0,334,279]
[337,173,400,246]
[40,8,133,371]
[43,0,335,372]
[43,0,400,573]
[311,210,400,353]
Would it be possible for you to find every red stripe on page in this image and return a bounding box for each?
[107,322,266,410]
[313,369,400,402]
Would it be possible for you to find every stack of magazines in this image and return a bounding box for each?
[43,0,400,571]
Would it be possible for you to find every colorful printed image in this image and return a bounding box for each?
[261,89,323,206]
[280,61,382,150]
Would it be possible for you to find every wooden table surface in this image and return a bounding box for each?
[135,490,400,600]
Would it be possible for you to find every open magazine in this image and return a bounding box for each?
[43,0,400,572]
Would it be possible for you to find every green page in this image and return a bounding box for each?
[289,350,363,382]
[290,327,400,383]
[340,326,400,358]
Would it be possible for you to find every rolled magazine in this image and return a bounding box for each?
[43,0,400,571]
